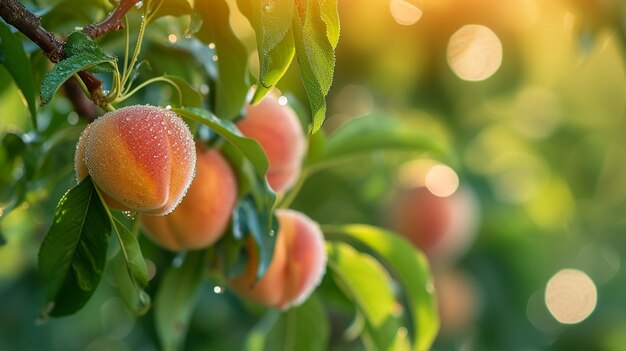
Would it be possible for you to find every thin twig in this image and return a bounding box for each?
[84,0,139,40]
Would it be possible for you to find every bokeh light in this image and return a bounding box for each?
[389,0,423,26]
[425,164,459,197]
[545,269,597,324]
[447,24,503,81]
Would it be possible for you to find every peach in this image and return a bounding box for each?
[229,209,326,309]
[236,97,306,192]
[74,105,196,215]
[140,146,238,251]
[388,186,479,266]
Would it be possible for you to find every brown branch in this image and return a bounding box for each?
[0,0,137,121]
[0,0,64,62]
[63,78,99,120]
[84,0,139,40]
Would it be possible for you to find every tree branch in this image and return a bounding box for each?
[0,0,138,121]
[84,0,139,40]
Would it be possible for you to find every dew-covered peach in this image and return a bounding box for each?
[74,105,196,215]
[140,146,238,251]
[236,97,306,192]
[229,209,326,310]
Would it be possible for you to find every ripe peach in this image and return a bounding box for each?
[140,146,238,251]
[229,209,326,309]
[236,97,306,192]
[74,105,196,215]
[388,186,479,266]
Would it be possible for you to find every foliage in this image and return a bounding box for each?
[2,0,626,350]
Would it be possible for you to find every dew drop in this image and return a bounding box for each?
[122,211,136,220]
[172,252,186,268]
[213,286,224,294]
[135,1,143,9]
[208,42,216,49]
[212,55,219,61]
[269,230,275,237]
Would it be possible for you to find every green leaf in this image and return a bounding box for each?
[109,249,151,315]
[37,177,112,316]
[237,0,296,104]
[163,75,203,108]
[111,217,148,287]
[244,309,281,351]
[245,294,329,351]
[318,0,340,49]
[155,251,205,351]
[40,54,113,104]
[237,197,278,279]
[0,22,38,129]
[63,31,113,58]
[312,114,450,170]
[173,107,268,176]
[324,225,439,351]
[292,0,338,133]
[195,0,249,119]
[40,31,116,104]
[327,242,401,351]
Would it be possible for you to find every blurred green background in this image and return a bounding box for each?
[2,0,626,350]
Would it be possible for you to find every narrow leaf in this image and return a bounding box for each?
[327,242,401,350]
[40,31,116,104]
[245,294,329,351]
[237,0,296,104]
[324,225,440,351]
[266,295,329,351]
[195,0,249,119]
[40,54,115,104]
[0,22,38,128]
[315,114,451,168]
[38,177,112,316]
[63,31,114,58]
[292,0,337,133]
[109,250,151,315]
[173,107,269,176]
[155,251,205,351]
[112,217,148,287]
[318,0,340,48]
[244,309,281,351]
[239,197,278,279]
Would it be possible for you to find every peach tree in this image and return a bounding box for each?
[0,0,448,349]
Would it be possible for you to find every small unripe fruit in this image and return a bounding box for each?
[140,146,238,251]
[75,105,196,215]
[229,209,326,310]
[236,97,306,192]
[388,186,479,265]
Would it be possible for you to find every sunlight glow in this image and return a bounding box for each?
[425,164,459,197]
[545,269,597,324]
[447,25,503,81]
[390,0,423,26]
